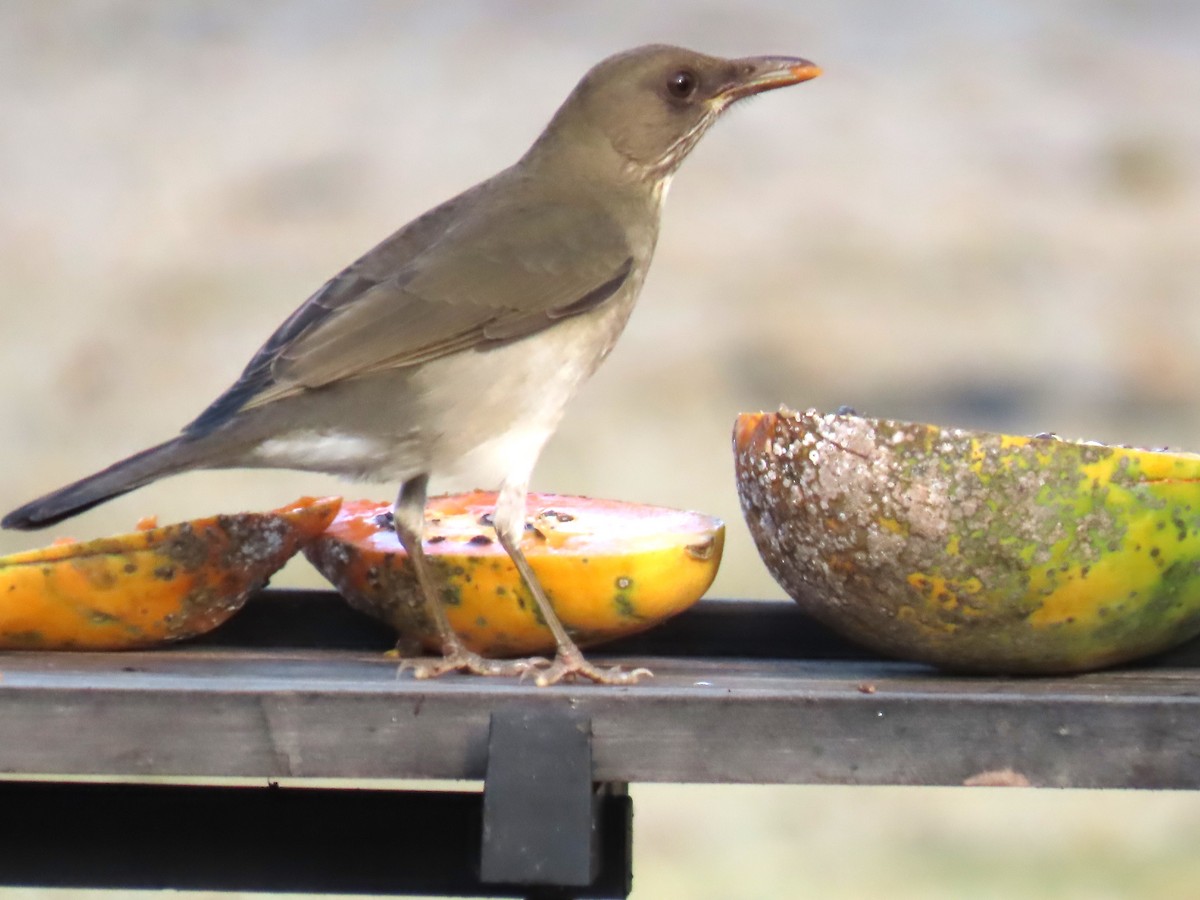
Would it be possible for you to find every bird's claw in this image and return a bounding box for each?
[390,643,650,686]
[533,652,653,687]
[395,649,549,680]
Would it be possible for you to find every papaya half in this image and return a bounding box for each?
[304,492,724,657]
[0,496,341,650]
[735,407,1200,673]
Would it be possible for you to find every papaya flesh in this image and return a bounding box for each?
[0,496,341,650]
[304,492,724,657]
[735,408,1200,673]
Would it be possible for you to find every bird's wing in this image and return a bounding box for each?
[184,192,633,435]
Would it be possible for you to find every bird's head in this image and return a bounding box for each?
[531,44,821,185]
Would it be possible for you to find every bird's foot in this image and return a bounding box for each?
[394,647,549,680]
[532,648,652,687]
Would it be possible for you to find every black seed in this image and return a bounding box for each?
[468,534,493,546]
[478,513,494,527]
[374,511,394,528]
[427,535,446,544]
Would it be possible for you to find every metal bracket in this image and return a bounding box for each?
[481,704,631,897]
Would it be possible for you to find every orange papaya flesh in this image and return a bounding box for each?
[736,407,1200,674]
[0,496,341,650]
[304,492,724,657]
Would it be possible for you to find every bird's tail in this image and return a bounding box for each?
[2,436,208,530]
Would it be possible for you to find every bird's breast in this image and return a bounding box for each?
[415,277,644,485]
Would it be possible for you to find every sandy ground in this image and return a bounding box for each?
[1,1,1199,897]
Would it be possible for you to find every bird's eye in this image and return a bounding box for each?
[666,69,698,99]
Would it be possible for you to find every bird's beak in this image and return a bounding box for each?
[717,56,822,103]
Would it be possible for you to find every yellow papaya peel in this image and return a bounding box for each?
[0,496,341,650]
[305,492,723,657]
[735,408,1200,673]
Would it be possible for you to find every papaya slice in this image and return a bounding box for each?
[304,492,724,657]
[0,496,341,650]
[735,407,1200,673]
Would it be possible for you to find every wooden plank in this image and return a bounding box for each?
[3,591,1199,789]
[2,644,1199,788]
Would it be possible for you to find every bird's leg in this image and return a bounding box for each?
[391,474,544,679]
[494,479,651,686]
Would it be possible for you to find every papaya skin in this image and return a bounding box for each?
[0,496,341,650]
[305,492,724,657]
[735,408,1200,673]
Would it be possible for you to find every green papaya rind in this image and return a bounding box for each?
[734,408,1200,673]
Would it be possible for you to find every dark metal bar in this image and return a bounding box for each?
[190,590,876,659]
[195,589,1200,667]
[0,781,482,894]
[481,705,599,888]
[0,780,632,897]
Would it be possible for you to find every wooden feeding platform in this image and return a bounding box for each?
[2,589,1199,897]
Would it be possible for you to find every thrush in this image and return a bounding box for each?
[3,44,820,685]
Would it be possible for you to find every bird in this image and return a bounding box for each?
[3,44,820,685]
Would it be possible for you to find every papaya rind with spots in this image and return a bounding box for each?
[735,407,1200,673]
[0,496,342,650]
[305,492,724,657]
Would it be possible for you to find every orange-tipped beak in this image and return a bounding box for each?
[718,55,822,102]
[787,61,823,83]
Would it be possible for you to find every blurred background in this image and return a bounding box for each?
[1,1,1199,897]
